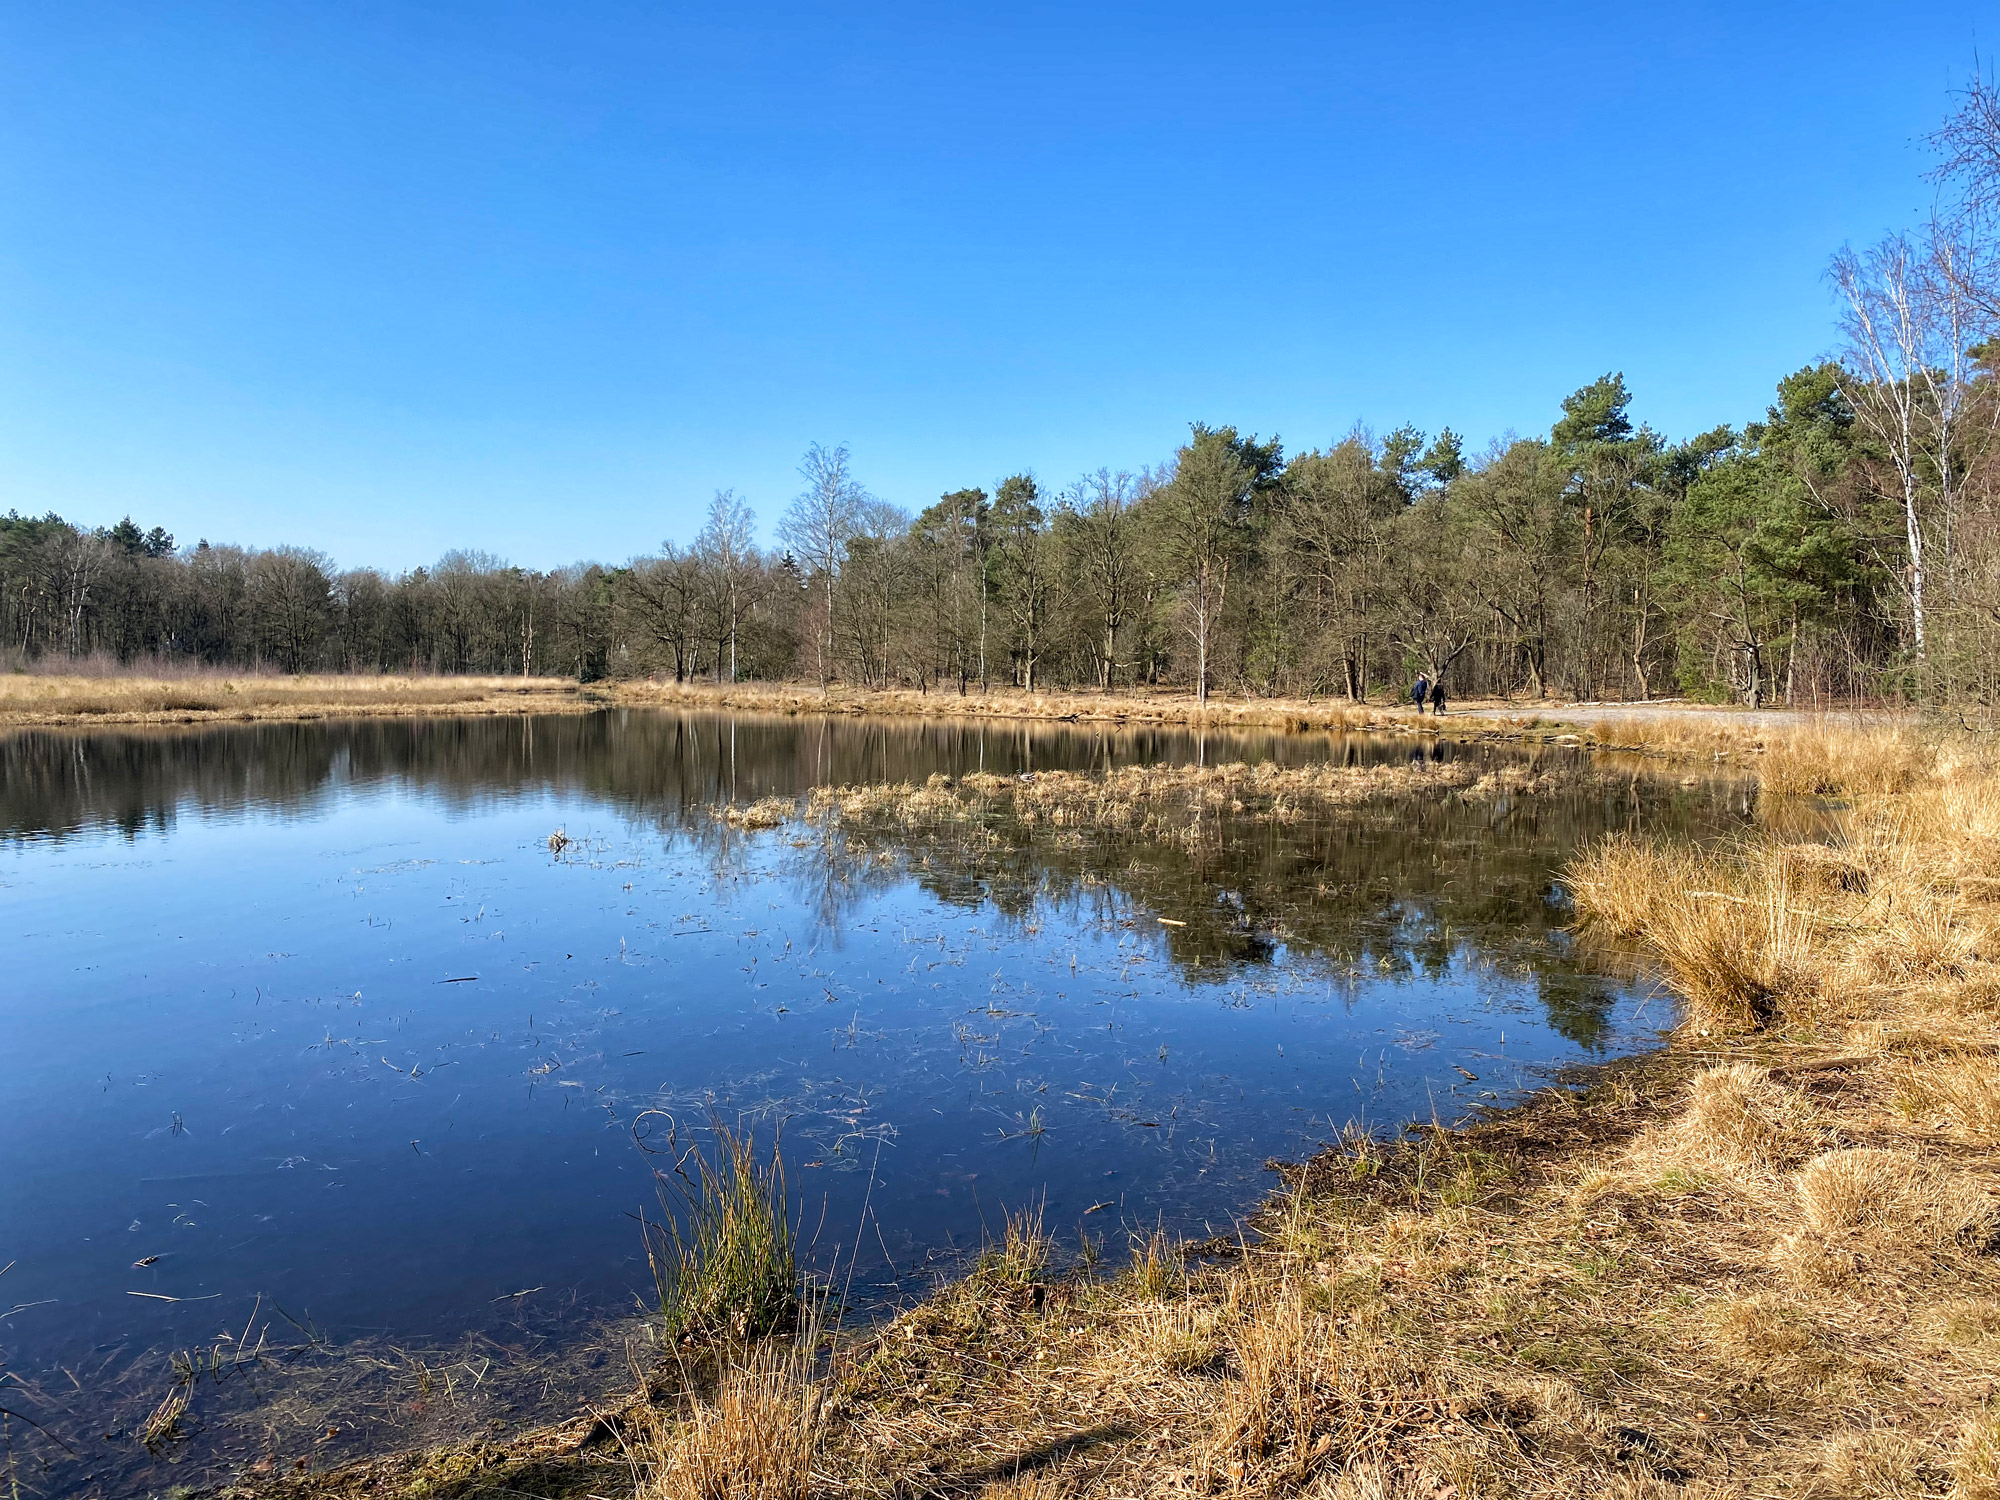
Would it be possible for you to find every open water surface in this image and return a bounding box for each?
[0,709,1752,1495]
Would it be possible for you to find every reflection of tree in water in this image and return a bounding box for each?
[2,710,1450,843]
[719,773,1753,1050]
[2,709,1754,1048]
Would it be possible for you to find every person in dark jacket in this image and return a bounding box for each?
[1411,674,1430,713]
[1429,679,1447,715]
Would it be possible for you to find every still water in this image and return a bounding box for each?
[0,710,1747,1493]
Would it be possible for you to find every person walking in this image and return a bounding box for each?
[1411,674,1430,713]
[1429,678,1447,715]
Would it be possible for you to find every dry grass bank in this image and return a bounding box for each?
[1569,716,1929,793]
[216,722,2000,1500]
[619,680,1925,769]
[2,666,1898,773]
[0,671,597,727]
[611,678,1538,737]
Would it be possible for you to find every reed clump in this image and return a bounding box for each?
[719,796,798,830]
[642,1116,800,1346]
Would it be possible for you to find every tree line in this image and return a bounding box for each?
[10,82,2000,706]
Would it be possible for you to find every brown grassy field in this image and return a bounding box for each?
[618,681,1907,773]
[2,666,1880,772]
[211,717,2000,1500]
[611,677,1541,737]
[0,671,598,727]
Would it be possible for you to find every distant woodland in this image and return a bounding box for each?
[11,86,2000,707]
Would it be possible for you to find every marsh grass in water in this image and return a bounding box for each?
[709,757,1604,848]
[641,1114,802,1346]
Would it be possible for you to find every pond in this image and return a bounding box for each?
[0,709,1751,1496]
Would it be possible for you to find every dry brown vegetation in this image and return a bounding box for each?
[217,719,2000,1500]
[1,666,1884,783]
[1572,715,1930,795]
[0,671,597,727]
[612,678,1537,737]
[623,682,1933,789]
[711,760,1599,850]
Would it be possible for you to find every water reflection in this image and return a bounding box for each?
[727,775,1689,1050]
[0,710,1751,1497]
[3,710,1482,846]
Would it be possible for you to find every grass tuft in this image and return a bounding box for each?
[1892,1053,2000,1140]
[1956,1411,2000,1500]
[720,796,798,830]
[973,1203,1053,1290]
[1126,1227,1185,1301]
[643,1114,800,1346]
[1814,1426,1953,1499]
[1791,1147,1995,1248]
[1659,1063,1825,1181]
[638,1349,822,1500]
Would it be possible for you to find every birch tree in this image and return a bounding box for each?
[778,443,867,693]
[1153,426,1260,705]
[1830,230,1985,676]
[695,489,758,682]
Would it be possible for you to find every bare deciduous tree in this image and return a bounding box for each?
[695,489,759,683]
[1156,433,1257,705]
[779,443,867,693]
[1831,229,1987,671]
[1057,470,1145,690]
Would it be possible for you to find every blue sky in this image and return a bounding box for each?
[0,2,1988,571]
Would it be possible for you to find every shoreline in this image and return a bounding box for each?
[221,1048,1700,1500]
[16,685,1981,1497]
[249,719,1998,1499]
[0,672,607,729]
[1,670,1886,753]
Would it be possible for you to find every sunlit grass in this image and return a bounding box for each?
[0,670,589,725]
[644,1115,801,1346]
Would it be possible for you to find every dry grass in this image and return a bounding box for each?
[636,1352,822,1500]
[1645,1061,1830,1183]
[614,678,1482,737]
[1892,1053,2000,1141]
[720,796,799,830]
[1575,710,1941,791]
[0,670,595,727]
[772,759,1600,848]
[617,682,1959,775]
[10,667,1942,783]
